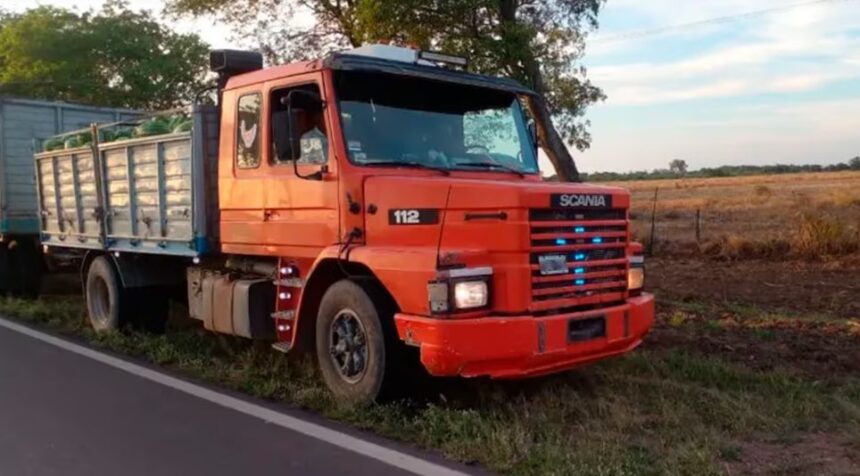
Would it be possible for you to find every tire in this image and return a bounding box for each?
[0,244,10,295]
[85,256,128,333]
[315,279,397,404]
[10,237,43,299]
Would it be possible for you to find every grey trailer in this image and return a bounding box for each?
[0,97,139,296]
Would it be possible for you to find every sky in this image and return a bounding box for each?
[5,0,860,173]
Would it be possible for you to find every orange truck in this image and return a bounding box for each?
[34,45,654,402]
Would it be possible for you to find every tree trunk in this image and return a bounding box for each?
[505,1,580,183]
[524,95,581,182]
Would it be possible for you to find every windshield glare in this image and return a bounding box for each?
[334,71,539,174]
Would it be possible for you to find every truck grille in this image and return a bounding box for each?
[529,208,628,314]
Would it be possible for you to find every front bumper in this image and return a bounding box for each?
[394,294,655,379]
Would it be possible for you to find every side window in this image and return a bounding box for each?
[236,93,261,169]
[271,84,327,165]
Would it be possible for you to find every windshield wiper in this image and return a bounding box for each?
[360,160,450,175]
[453,161,526,178]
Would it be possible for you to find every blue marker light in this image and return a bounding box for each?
[574,267,585,274]
[575,279,586,286]
[592,237,603,244]
[574,253,586,261]
[574,226,585,233]
[555,238,567,246]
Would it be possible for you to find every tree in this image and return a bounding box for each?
[168,0,607,181]
[0,2,209,109]
[669,159,688,176]
[850,156,860,170]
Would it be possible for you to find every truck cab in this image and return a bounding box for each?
[216,45,654,399]
[36,44,653,403]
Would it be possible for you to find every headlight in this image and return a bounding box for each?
[628,255,645,291]
[428,267,493,314]
[453,280,489,309]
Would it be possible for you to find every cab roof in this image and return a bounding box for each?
[224,50,535,96]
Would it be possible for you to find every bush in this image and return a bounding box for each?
[754,185,772,198]
[791,214,859,258]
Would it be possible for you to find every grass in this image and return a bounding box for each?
[620,170,860,258]
[3,296,859,475]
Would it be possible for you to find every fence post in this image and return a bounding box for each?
[648,187,659,255]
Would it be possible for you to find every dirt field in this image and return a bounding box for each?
[612,171,860,256]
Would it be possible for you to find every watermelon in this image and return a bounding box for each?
[167,115,185,130]
[64,136,82,149]
[111,127,134,142]
[64,132,93,149]
[172,119,193,133]
[101,129,116,143]
[134,116,172,137]
[44,137,64,151]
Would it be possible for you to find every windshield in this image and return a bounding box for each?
[334,71,539,174]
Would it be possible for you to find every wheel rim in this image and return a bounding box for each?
[91,276,111,327]
[328,309,368,384]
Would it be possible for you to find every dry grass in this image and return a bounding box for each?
[616,171,860,258]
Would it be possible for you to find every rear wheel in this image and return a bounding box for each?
[315,280,397,404]
[85,256,127,333]
[0,244,10,295]
[8,237,43,299]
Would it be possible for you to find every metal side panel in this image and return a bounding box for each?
[102,133,199,256]
[191,104,220,252]
[36,147,102,249]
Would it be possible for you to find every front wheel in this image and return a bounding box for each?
[315,280,395,404]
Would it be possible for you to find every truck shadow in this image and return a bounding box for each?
[398,357,600,410]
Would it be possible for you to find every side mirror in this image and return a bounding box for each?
[272,110,302,162]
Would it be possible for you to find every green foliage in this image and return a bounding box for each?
[669,159,688,176]
[167,0,606,152]
[0,2,209,109]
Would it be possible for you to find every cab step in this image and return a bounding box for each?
[273,278,304,288]
[271,342,292,353]
[271,310,295,320]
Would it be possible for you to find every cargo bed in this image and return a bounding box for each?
[35,105,219,257]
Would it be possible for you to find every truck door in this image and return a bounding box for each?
[219,88,268,254]
[260,77,339,259]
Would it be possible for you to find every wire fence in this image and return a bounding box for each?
[629,186,859,256]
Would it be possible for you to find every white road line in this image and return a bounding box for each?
[0,317,470,476]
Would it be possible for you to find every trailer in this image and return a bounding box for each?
[0,98,138,296]
[35,46,655,403]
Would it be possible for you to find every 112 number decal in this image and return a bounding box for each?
[389,209,440,225]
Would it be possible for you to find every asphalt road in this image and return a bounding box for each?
[0,319,477,476]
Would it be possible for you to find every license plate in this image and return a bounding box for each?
[568,316,606,343]
[538,254,568,276]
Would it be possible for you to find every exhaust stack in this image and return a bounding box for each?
[209,49,264,105]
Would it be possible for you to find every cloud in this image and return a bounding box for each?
[575,94,860,172]
[586,1,860,106]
